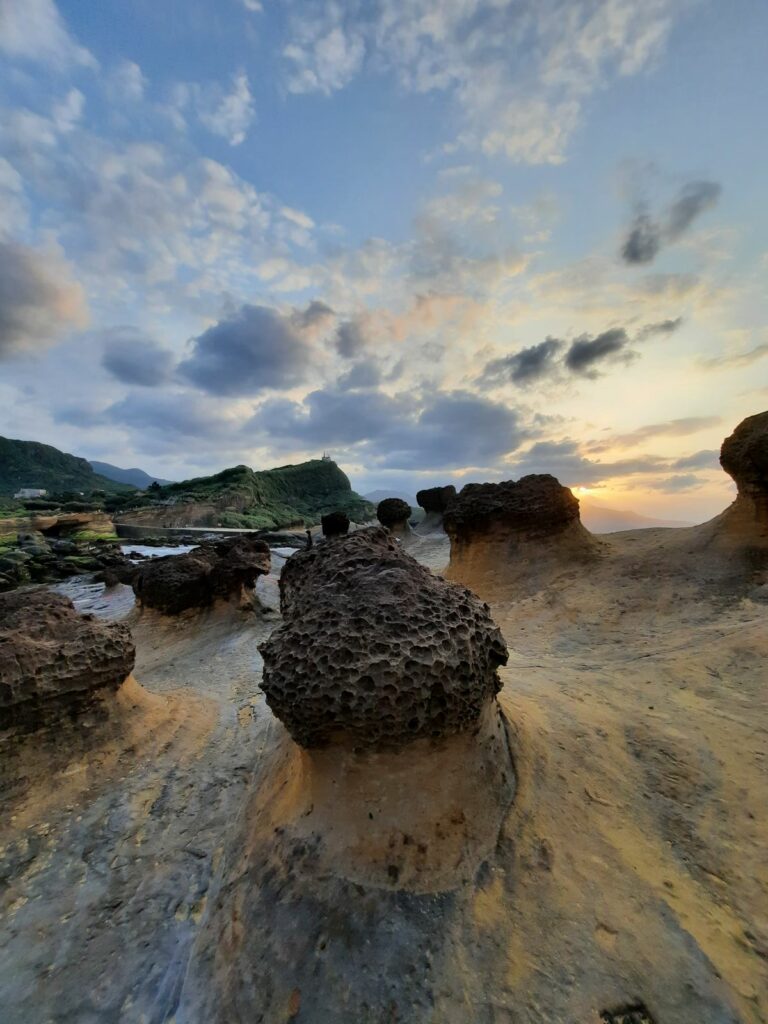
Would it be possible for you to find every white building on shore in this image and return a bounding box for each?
[14,488,48,499]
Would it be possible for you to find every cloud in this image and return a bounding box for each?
[621,181,721,265]
[105,390,240,450]
[241,0,262,11]
[108,60,147,102]
[337,360,382,390]
[0,0,97,69]
[291,299,335,332]
[192,72,256,147]
[101,328,175,387]
[250,387,525,470]
[281,0,687,164]
[565,328,631,377]
[481,338,563,386]
[0,240,88,358]
[179,304,313,396]
[653,473,706,492]
[699,344,768,370]
[591,417,722,452]
[636,317,683,340]
[671,449,719,471]
[335,318,369,358]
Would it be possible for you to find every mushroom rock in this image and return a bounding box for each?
[376,496,413,536]
[416,484,457,532]
[0,590,135,730]
[443,473,598,600]
[698,411,768,564]
[132,536,270,614]
[180,527,516,1021]
[320,510,350,537]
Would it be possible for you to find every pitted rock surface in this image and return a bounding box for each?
[417,485,457,514]
[0,590,135,728]
[259,527,508,749]
[444,474,581,541]
[321,511,350,537]
[720,411,768,498]
[132,536,270,614]
[376,497,412,530]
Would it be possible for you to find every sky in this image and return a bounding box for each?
[0,0,766,521]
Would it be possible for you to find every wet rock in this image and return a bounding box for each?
[443,474,598,598]
[17,530,50,555]
[376,497,412,535]
[321,511,350,537]
[260,526,507,749]
[132,535,270,614]
[0,590,135,728]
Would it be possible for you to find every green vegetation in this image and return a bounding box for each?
[71,531,120,543]
[0,436,135,498]
[154,459,375,529]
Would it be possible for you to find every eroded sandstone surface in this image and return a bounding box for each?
[0,590,135,728]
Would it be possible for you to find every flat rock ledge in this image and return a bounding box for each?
[132,535,270,614]
[0,590,135,730]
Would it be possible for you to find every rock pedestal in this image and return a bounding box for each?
[443,474,598,599]
[320,510,350,537]
[416,484,456,532]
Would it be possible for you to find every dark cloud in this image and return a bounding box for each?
[671,449,719,471]
[653,473,705,493]
[335,319,368,358]
[337,360,382,390]
[101,327,175,387]
[291,299,335,331]
[636,317,683,340]
[564,328,631,377]
[178,304,312,396]
[481,337,563,386]
[505,439,704,487]
[0,240,87,358]
[249,388,525,470]
[105,391,238,455]
[620,181,721,265]
[621,211,661,265]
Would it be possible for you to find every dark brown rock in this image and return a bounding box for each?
[132,536,270,614]
[720,411,768,499]
[443,474,580,541]
[416,485,456,514]
[0,590,135,728]
[321,511,350,537]
[376,497,412,533]
[260,526,508,749]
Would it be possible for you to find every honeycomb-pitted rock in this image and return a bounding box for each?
[132,536,270,614]
[321,511,350,537]
[376,498,412,532]
[260,527,508,749]
[416,485,457,515]
[443,474,580,541]
[720,411,768,499]
[0,590,135,728]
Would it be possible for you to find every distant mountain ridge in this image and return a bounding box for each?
[580,500,694,533]
[89,461,174,489]
[0,436,134,497]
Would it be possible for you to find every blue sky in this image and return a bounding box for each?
[1,0,766,519]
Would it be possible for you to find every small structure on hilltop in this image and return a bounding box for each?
[376,496,412,536]
[443,473,599,600]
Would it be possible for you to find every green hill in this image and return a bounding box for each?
[0,436,135,498]
[155,459,375,529]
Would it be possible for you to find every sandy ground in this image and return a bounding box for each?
[1,523,766,1022]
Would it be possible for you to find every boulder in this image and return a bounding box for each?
[132,536,270,614]
[261,526,508,749]
[321,511,350,537]
[0,590,135,728]
[376,497,412,535]
[443,474,598,598]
